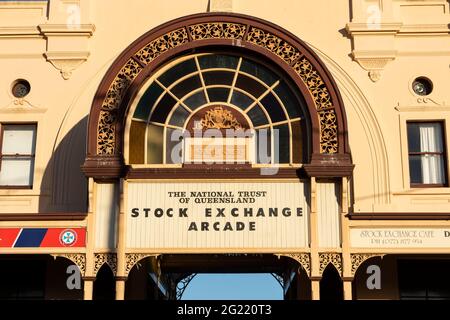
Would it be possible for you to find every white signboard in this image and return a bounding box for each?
[351,228,450,248]
[126,181,309,250]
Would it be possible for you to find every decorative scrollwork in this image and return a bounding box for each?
[198,106,242,130]
[270,273,284,289]
[176,274,197,300]
[97,110,116,154]
[246,27,301,65]
[319,253,342,276]
[94,253,117,276]
[125,253,159,276]
[189,23,246,40]
[318,109,338,153]
[292,58,333,110]
[276,253,311,276]
[97,58,142,154]
[135,28,189,65]
[351,253,382,276]
[53,253,86,276]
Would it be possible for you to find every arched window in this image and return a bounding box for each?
[126,52,309,167]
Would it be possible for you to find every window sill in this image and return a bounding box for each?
[393,187,450,196]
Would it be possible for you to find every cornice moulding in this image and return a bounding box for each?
[0,26,41,37]
[346,22,403,35]
[38,24,96,37]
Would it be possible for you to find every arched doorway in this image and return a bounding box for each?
[124,254,309,300]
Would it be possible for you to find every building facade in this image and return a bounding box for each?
[0,0,449,300]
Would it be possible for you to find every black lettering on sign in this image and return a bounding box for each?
[131,208,139,218]
[445,231,450,237]
[188,222,198,231]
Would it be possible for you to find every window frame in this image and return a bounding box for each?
[406,120,448,188]
[0,123,37,189]
[125,51,310,169]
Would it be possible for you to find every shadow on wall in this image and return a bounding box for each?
[39,116,88,213]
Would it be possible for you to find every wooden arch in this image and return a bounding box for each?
[83,13,353,179]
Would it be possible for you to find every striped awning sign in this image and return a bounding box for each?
[0,228,86,248]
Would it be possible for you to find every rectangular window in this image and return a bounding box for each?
[0,124,37,188]
[407,122,447,187]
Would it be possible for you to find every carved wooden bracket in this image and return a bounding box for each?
[319,252,342,276]
[52,253,86,276]
[276,253,311,276]
[125,253,160,277]
[350,253,384,276]
[93,253,117,276]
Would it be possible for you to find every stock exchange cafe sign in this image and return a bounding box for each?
[126,181,309,250]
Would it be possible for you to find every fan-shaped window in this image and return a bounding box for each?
[127,53,309,167]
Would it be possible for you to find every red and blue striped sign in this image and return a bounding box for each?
[0,228,86,248]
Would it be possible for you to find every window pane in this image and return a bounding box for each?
[260,93,287,123]
[407,123,421,153]
[171,75,202,99]
[169,106,190,128]
[409,155,423,184]
[247,105,268,127]
[235,74,267,98]
[183,91,207,110]
[150,93,177,123]
[158,58,197,87]
[421,154,445,184]
[2,125,36,155]
[291,121,303,163]
[166,128,182,164]
[133,82,164,121]
[146,125,164,164]
[207,88,229,102]
[418,123,444,153]
[274,81,302,119]
[0,159,34,186]
[129,121,146,164]
[240,59,278,86]
[273,124,290,163]
[230,91,254,110]
[256,129,271,164]
[198,54,239,70]
[203,71,234,86]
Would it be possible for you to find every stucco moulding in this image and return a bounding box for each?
[0,99,46,114]
[38,24,95,79]
[395,98,450,112]
[350,50,397,82]
[44,51,90,80]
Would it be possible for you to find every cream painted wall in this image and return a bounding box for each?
[0,0,449,216]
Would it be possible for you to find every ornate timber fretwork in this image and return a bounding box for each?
[189,22,246,40]
[93,15,343,158]
[93,253,117,276]
[135,28,189,65]
[350,253,383,276]
[276,253,311,276]
[319,253,342,276]
[125,253,160,276]
[52,253,86,276]
[198,106,243,130]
